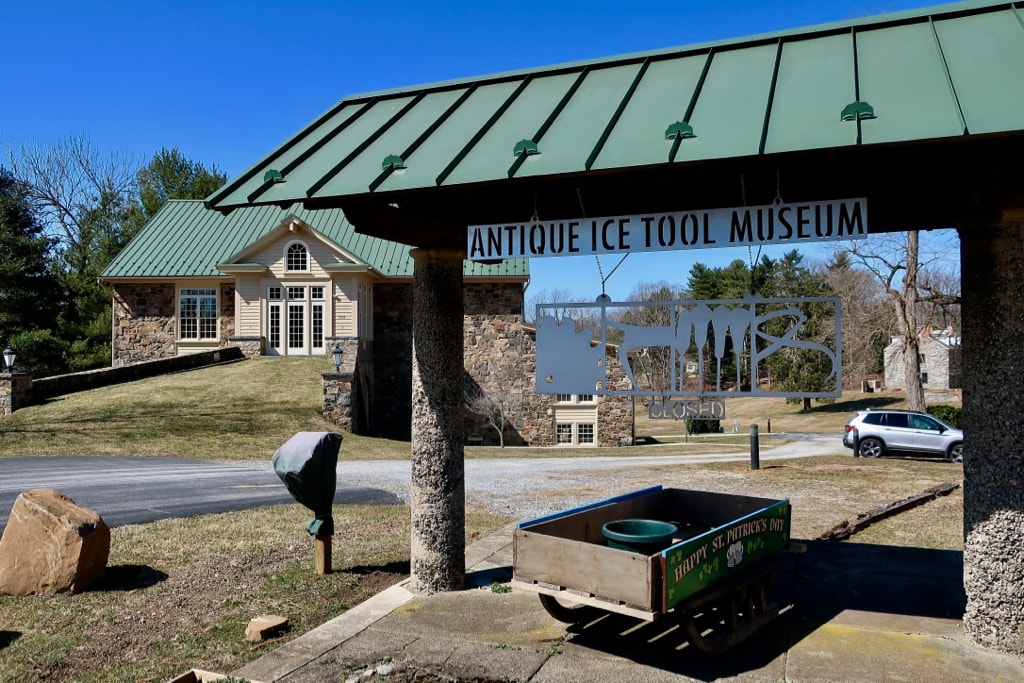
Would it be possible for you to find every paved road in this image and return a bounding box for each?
[0,433,845,531]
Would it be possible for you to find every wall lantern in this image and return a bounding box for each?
[331,344,343,373]
[2,347,15,372]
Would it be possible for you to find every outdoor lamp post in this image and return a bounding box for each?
[331,344,343,373]
[2,348,14,372]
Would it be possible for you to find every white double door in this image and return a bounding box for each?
[267,285,326,356]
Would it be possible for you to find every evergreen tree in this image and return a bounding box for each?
[137,147,227,218]
[0,168,59,339]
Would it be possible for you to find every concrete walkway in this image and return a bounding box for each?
[234,525,1024,683]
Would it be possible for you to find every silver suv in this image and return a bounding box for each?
[843,409,963,462]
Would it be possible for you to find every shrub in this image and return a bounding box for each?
[927,404,963,429]
[687,418,721,434]
[6,329,70,377]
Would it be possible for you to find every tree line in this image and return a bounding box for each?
[0,136,226,376]
[528,236,961,412]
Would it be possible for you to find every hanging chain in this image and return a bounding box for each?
[741,173,764,295]
[577,187,628,300]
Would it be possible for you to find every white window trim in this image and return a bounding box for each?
[554,421,598,447]
[262,278,332,356]
[284,240,311,273]
[176,284,220,345]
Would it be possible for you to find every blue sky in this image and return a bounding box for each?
[3,0,950,301]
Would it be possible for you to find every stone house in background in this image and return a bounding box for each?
[883,325,962,391]
[101,200,632,446]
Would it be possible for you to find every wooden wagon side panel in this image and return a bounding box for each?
[513,529,659,610]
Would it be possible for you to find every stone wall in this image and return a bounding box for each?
[0,373,32,416]
[112,283,238,367]
[371,283,414,440]
[228,336,265,358]
[884,334,962,390]
[112,283,176,366]
[32,347,244,401]
[321,338,370,433]
[462,283,633,447]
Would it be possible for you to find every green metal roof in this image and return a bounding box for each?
[101,200,529,279]
[207,1,1024,214]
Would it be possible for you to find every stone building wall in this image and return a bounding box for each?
[371,283,414,440]
[113,283,239,366]
[112,283,176,366]
[884,333,962,390]
[462,283,633,447]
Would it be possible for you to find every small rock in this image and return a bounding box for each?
[245,614,289,642]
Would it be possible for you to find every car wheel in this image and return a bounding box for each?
[948,443,963,463]
[858,438,884,459]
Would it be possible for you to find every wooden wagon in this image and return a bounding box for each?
[511,485,796,654]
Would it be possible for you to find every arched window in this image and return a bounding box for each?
[286,242,308,272]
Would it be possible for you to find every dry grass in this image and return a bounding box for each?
[0,504,510,683]
[0,358,411,461]
[0,357,955,461]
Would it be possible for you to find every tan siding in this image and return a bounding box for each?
[553,406,598,422]
[334,278,358,337]
[254,232,347,278]
[235,276,262,335]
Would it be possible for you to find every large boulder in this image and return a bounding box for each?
[0,488,110,595]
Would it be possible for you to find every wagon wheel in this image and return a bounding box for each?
[538,594,600,623]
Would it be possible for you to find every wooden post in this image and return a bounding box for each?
[314,535,332,575]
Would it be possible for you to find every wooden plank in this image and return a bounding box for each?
[514,529,656,609]
[511,578,657,621]
[818,482,959,541]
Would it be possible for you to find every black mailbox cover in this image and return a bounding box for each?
[272,431,343,536]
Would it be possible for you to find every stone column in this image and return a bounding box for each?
[960,221,1024,654]
[409,248,465,593]
[0,372,32,416]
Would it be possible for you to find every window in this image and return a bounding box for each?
[287,286,305,300]
[577,424,595,444]
[556,424,573,444]
[286,243,308,272]
[179,288,217,340]
[268,286,282,300]
[885,413,909,428]
[918,353,926,364]
[920,372,929,385]
[556,394,593,404]
[311,286,324,300]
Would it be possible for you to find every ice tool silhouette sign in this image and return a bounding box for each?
[536,293,841,399]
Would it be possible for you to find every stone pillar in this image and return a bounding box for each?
[960,221,1024,654]
[0,372,32,416]
[322,371,355,432]
[409,248,465,593]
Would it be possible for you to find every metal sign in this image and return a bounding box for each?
[468,198,867,261]
[649,398,726,420]
[535,293,842,398]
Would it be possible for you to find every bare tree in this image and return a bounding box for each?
[465,387,521,447]
[821,252,890,389]
[847,230,961,410]
[7,135,140,274]
[526,286,601,336]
